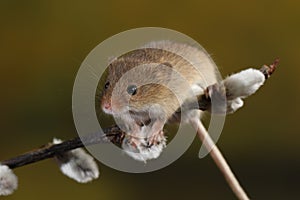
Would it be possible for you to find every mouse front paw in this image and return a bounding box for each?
[146,130,165,147]
[121,130,167,162]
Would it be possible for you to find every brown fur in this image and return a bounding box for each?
[101,41,219,121]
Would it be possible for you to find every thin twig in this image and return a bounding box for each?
[1,59,278,169]
[0,59,278,198]
[1,126,125,169]
[190,118,249,200]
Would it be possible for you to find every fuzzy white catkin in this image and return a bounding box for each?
[224,68,265,100]
[223,68,265,113]
[0,165,18,196]
[53,138,99,183]
[122,131,167,162]
[227,98,244,114]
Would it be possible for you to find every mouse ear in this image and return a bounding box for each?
[159,62,173,68]
[151,62,174,84]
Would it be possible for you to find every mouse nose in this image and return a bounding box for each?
[103,102,111,110]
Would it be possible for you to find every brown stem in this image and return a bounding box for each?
[1,126,125,169]
[0,59,278,198]
[0,59,278,169]
[190,118,250,200]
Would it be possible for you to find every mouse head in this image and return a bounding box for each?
[101,58,175,116]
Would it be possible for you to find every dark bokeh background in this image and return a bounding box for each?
[0,1,299,199]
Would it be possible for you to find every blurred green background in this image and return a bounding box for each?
[0,0,299,199]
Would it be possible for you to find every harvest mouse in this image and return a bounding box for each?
[100,41,221,161]
[98,40,273,200]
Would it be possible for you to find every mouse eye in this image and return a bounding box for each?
[104,82,110,89]
[127,85,137,95]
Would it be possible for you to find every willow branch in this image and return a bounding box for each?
[0,59,278,171]
[1,126,125,169]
